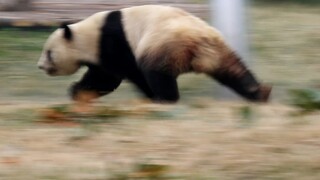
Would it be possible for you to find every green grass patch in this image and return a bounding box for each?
[289,88,320,113]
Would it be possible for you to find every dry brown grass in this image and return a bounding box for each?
[1,100,320,179]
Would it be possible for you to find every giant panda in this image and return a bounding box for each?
[37,5,271,103]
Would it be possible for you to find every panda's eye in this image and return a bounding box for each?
[47,50,53,62]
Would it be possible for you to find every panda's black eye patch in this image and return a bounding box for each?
[47,50,53,62]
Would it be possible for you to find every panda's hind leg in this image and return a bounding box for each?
[126,70,156,100]
[204,53,272,102]
[142,70,179,103]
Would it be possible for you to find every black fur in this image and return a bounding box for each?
[213,70,262,101]
[60,23,73,41]
[211,55,266,102]
[72,11,179,101]
[143,70,179,102]
[70,64,122,100]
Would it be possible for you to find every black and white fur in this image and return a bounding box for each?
[38,5,271,102]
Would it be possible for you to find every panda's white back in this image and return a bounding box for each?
[121,5,229,74]
[67,4,228,72]
[121,5,219,54]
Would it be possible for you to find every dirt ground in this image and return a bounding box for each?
[1,100,320,179]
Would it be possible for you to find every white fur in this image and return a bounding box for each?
[38,5,232,76]
[37,11,108,76]
[121,5,232,74]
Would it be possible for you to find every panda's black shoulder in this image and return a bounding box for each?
[99,10,137,76]
[102,11,122,33]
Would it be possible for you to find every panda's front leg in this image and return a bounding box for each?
[141,70,180,103]
[69,65,122,101]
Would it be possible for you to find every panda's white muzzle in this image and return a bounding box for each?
[37,60,57,76]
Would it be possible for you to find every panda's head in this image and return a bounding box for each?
[37,24,81,76]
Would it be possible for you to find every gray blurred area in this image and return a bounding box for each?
[0,0,209,23]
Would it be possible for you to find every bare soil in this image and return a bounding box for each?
[1,100,320,179]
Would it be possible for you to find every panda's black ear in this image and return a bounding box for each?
[60,23,73,41]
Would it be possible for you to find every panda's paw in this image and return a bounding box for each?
[69,82,97,102]
[69,82,109,102]
[257,84,272,102]
[69,82,82,100]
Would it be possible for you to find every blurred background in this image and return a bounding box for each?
[0,0,319,104]
[0,0,320,179]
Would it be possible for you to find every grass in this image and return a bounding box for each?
[249,4,320,102]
